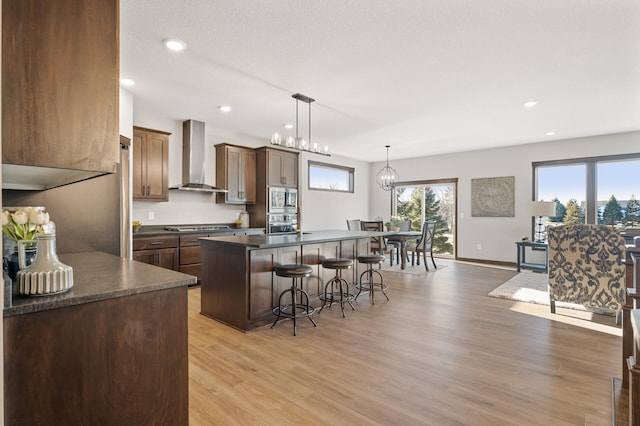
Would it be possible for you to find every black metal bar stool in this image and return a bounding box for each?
[271,264,317,336]
[356,254,389,305]
[318,258,356,317]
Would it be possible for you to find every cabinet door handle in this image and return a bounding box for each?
[147,185,150,196]
[150,241,164,245]
[142,184,146,196]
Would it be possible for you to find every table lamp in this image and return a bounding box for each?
[530,201,556,242]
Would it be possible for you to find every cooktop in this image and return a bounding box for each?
[164,225,231,232]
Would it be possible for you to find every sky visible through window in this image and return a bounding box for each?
[309,164,352,191]
[538,160,639,203]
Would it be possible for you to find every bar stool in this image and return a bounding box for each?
[356,254,389,305]
[318,258,356,317]
[271,264,317,336]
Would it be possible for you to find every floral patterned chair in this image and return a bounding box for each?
[547,224,626,322]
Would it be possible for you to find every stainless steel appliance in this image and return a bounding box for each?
[267,213,298,234]
[269,187,297,212]
[118,139,132,258]
[267,187,297,233]
[164,225,231,232]
[169,120,228,193]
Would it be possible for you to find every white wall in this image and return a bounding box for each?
[298,152,371,232]
[369,131,640,263]
[131,99,259,225]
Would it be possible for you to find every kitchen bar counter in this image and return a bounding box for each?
[200,230,377,331]
[4,251,194,424]
[200,229,380,248]
[4,251,196,316]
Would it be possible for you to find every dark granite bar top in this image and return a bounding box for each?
[4,251,196,317]
[200,230,381,249]
[133,224,265,238]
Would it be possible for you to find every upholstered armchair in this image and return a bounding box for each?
[547,224,626,321]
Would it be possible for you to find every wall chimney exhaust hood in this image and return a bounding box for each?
[170,120,227,193]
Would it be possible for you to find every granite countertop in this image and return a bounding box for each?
[133,224,265,237]
[200,230,383,249]
[4,251,196,317]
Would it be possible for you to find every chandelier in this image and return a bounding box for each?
[270,93,330,156]
[376,145,399,191]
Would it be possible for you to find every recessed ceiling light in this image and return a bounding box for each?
[120,78,135,86]
[545,131,556,136]
[163,38,187,52]
[523,101,538,108]
[283,124,294,129]
[218,105,232,113]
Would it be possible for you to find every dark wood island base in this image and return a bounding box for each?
[200,231,377,332]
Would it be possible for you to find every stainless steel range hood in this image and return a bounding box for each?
[170,120,228,193]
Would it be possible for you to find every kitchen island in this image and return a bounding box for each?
[4,251,196,425]
[200,230,377,331]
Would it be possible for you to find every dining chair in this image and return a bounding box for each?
[360,220,396,266]
[387,219,411,264]
[346,219,362,230]
[406,221,437,271]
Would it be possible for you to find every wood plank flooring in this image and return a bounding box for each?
[188,260,621,425]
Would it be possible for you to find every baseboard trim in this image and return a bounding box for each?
[455,257,515,269]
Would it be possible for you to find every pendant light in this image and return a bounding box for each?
[270,93,330,156]
[376,145,399,191]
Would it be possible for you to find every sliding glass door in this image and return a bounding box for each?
[392,179,457,257]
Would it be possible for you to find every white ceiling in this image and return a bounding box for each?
[120,0,640,163]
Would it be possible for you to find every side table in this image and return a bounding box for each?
[515,241,548,273]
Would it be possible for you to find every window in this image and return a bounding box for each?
[533,154,640,227]
[308,160,354,192]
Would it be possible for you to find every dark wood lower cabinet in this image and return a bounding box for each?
[4,286,188,426]
[133,247,179,270]
[200,236,370,331]
[133,235,179,271]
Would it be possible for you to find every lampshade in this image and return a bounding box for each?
[530,201,556,217]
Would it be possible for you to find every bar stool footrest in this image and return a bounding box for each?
[272,304,316,319]
[319,292,355,303]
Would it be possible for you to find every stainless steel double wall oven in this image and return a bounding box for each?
[267,187,297,233]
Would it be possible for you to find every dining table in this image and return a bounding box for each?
[385,231,422,269]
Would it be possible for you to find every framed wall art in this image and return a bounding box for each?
[471,176,515,217]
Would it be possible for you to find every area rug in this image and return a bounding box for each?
[488,271,614,315]
[488,272,549,305]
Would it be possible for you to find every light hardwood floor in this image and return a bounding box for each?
[188,260,621,425]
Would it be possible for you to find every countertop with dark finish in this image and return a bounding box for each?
[200,230,383,249]
[133,224,265,237]
[4,251,196,317]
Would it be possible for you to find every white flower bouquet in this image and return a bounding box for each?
[2,207,51,243]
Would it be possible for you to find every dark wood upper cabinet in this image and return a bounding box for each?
[133,127,170,201]
[215,143,256,204]
[2,0,119,178]
[267,149,298,187]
